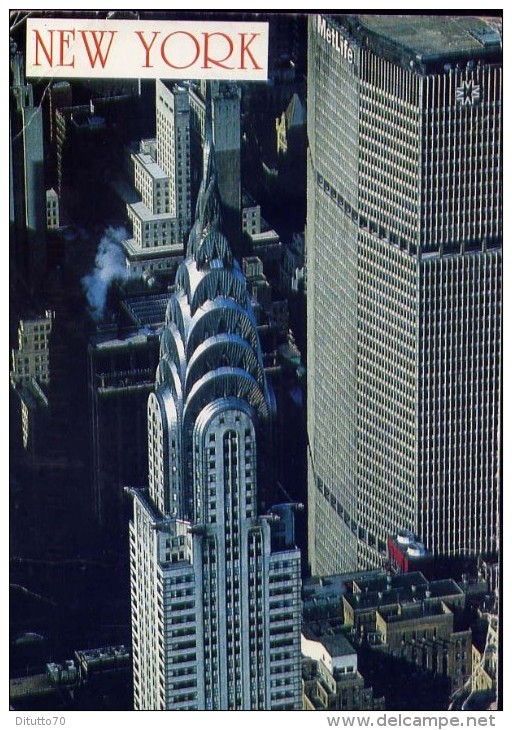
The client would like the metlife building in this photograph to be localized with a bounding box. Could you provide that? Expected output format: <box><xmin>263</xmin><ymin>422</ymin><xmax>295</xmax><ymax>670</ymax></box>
<box><xmin>306</xmin><ymin>14</ymin><xmax>502</xmax><ymax>573</ymax></box>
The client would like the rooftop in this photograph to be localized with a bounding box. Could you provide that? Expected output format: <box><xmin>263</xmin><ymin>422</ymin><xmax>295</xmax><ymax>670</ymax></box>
<box><xmin>123</xmin><ymin>293</ymin><xmax>171</xmax><ymax>327</ymax></box>
<box><xmin>93</xmin><ymin>329</ymin><xmax>158</xmax><ymax>349</ymax></box>
<box><xmin>332</xmin><ymin>14</ymin><xmax>502</xmax><ymax>67</ymax></box>
<box><xmin>353</xmin><ymin>571</ymin><xmax>428</xmax><ymax>593</ymax></box>
<box><xmin>379</xmin><ymin>601</ymin><xmax>451</xmax><ymax>623</ymax></box>
<box><xmin>133</xmin><ymin>152</ymin><xmax>168</xmax><ymax>181</ymax></box>
<box><xmin>10</xmin><ymin>674</ymin><xmax>56</xmax><ymax>701</ymax></box>
<box><xmin>123</xmin><ymin>237</ymin><xmax>184</xmax><ymax>258</ymax></box>
<box><xmin>75</xmin><ymin>645</ymin><xmax>130</xmax><ymax>664</ymax></box>
<box><xmin>344</xmin><ymin>577</ymin><xmax>464</xmax><ymax>612</ymax></box>
<box><xmin>357</xmin><ymin>15</ymin><xmax>501</xmax><ymax>58</ymax></box>
<box><xmin>303</xmin><ymin>625</ymin><xmax>356</xmax><ymax>658</ymax></box>
<box><xmin>13</xmin><ymin>379</ymin><xmax>49</xmax><ymax>409</ymax></box>
<box><xmin>127</xmin><ymin>201</ymin><xmax>179</xmax><ymax>223</ymax></box>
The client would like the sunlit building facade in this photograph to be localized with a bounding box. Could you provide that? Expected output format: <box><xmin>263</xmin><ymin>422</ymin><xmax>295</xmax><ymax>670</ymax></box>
<box><xmin>307</xmin><ymin>14</ymin><xmax>502</xmax><ymax>573</ymax></box>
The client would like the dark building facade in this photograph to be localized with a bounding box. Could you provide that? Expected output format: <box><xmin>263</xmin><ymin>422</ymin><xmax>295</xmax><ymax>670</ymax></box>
<box><xmin>10</xmin><ymin>51</ymin><xmax>47</xmax><ymax>295</ymax></box>
<box><xmin>306</xmin><ymin>14</ymin><xmax>502</xmax><ymax>573</ymax></box>
<box><xmin>88</xmin><ymin>328</ymin><xmax>161</xmax><ymax>542</ymax></box>
<box><xmin>189</xmin><ymin>81</ymin><xmax>242</xmax><ymax>251</ymax></box>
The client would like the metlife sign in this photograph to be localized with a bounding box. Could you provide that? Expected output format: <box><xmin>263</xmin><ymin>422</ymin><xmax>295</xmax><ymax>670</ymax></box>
<box><xmin>316</xmin><ymin>15</ymin><xmax>354</xmax><ymax>64</ymax></box>
<box><xmin>26</xmin><ymin>18</ymin><xmax>269</xmax><ymax>80</ymax></box>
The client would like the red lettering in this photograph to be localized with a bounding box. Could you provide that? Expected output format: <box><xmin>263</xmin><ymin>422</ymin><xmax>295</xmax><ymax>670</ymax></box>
<box><xmin>135</xmin><ymin>30</ymin><xmax>160</xmax><ymax>68</ymax></box>
<box><xmin>33</xmin><ymin>29</ymin><xmax>54</xmax><ymax>66</ymax></box>
<box><xmin>160</xmin><ymin>31</ymin><xmax>200</xmax><ymax>69</ymax></box>
<box><xmin>58</xmin><ymin>29</ymin><xmax>75</xmax><ymax>67</ymax></box>
<box><xmin>202</xmin><ymin>32</ymin><xmax>234</xmax><ymax>69</ymax></box>
<box><xmin>80</xmin><ymin>30</ymin><xmax>117</xmax><ymax>69</ymax></box>
<box><xmin>33</xmin><ymin>28</ymin><xmax>76</xmax><ymax>67</ymax></box>
<box><xmin>239</xmin><ymin>33</ymin><xmax>262</xmax><ymax>70</ymax></box>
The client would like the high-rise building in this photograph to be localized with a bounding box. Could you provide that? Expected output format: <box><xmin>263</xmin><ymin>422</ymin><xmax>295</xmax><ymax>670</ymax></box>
<box><xmin>10</xmin><ymin>310</ymin><xmax>54</xmax><ymax>453</ymax></box>
<box><xmin>88</xmin><ymin>326</ymin><xmax>161</xmax><ymax>539</ymax></box>
<box><xmin>189</xmin><ymin>80</ymin><xmax>241</xmax><ymax>248</ymax></box>
<box><xmin>306</xmin><ymin>14</ymin><xmax>502</xmax><ymax>573</ymax></box>
<box><xmin>128</xmin><ymin>145</ymin><xmax>302</xmax><ymax>710</ymax></box>
<box><xmin>123</xmin><ymin>80</ymin><xmax>191</xmax><ymax>277</ymax></box>
<box><xmin>11</xmin><ymin>310</ymin><xmax>54</xmax><ymax>387</ymax></box>
<box><xmin>10</xmin><ymin>50</ymin><xmax>47</xmax><ymax>293</ymax></box>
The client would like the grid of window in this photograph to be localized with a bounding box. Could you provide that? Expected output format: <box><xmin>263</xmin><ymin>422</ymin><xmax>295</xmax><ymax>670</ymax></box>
<box><xmin>133</xmin><ymin>157</ymin><xmax>170</xmax><ymax>215</ymax></box>
<box><xmin>417</xmin><ymin>251</ymin><xmax>501</xmax><ymax>557</ymax></box>
<box><xmin>147</xmin><ymin>393</ymin><xmax>166</xmax><ymax>513</ymax></box>
<box><xmin>130</xmin><ymin>502</ymin><xmax>165</xmax><ymax>710</ymax></box>
<box><xmin>268</xmin><ymin>553</ymin><xmax>302</xmax><ymax>709</ymax></box>
<box><xmin>11</xmin><ymin>316</ymin><xmax>53</xmax><ymax>384</ymax></box>
<box><xmin>359</xmin><ymin>51</ymin><xmax>421</xmax><ymax>251</ymax></box>
<box><xmin>421</xmin><ymin>65</ymin><xmax>502</xmax><ymax>250</ymax></box>
<box><xmin>156</xmin><ymin>83</ymin><xmax>191</xmax><ymax>228</ymax></box>
<box><xmin>356</xmin><ymin>234</ymin><xmax>418</xmax><ymax>563</ymax></box>
<box><xmin>306</xmin><ymin>18</ymin><xmax>361</xmax><ymax>574</ymax></box>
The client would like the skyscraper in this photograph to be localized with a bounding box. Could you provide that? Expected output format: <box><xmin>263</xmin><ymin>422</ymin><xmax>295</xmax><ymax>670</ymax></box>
<box><xmin>189</xmin><ymin>80</ymin><xmax>242</xmax><ymax>248</ymax></box>
<box><xmin>10</xmin><ymin>50</ymin><xmax>46</xmax><ymax>293</ymax></box>
<box><xmin>128</xmin><ymin>145</ymin><xmax>302</xmax><ymax>710</ymax></box>
<box><xmin>306</xmin><ymin>14</ymin><xmax>502</xmax><ymax>573</ymax></box>
<box><xmin>123</xmin><ymin>80</ymin><xmax>191</xmax><ymax>277</ymax></box>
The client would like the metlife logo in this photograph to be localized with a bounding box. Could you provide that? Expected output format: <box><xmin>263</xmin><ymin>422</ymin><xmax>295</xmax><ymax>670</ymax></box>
<box><xmin>316</xmin><ymin>15</ymin><xmax>354</xmax><ymax>64</ymax></box>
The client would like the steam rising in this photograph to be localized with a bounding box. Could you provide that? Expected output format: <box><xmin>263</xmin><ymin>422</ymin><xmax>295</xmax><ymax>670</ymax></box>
<box><xmin>82</xmin><ymin>226</ymin><xmax>129</xmax><ymax>320</ymax></box>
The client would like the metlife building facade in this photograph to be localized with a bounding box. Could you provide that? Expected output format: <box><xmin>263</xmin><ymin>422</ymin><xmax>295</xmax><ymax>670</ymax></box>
<box><xmin>306</xmin><ymin>14</ymin><xmax>502</xmax><ymax>573</ymax></box>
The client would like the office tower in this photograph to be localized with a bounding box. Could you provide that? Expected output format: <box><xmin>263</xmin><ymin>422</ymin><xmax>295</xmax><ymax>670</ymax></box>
<box><xmin>48</xmin><ymin>81</ymin><xmax>72</xmax><ymax>145</ymax></box>
<box><xmin>10</xmin><ymin>50</ymin><xmax>46</xmax><ymax>293</ymax></box>
<box><xmin>10</xmin><ymin>310</ymin><xmax>54</xmax><ymax>453</ymax></box>
<box><xmin>128</xmin><ymin>145</ymin><xmax>302</xmax><ymax>710</ymax></box>
<box><xmin>189</xmin><ymin>81</ymin><xmax>241</xmax><ymax>249</ymax></box>
<box><xmin>88</xmin><ymin>327</ymin><xmax>161</xmax><ymax>539</ymax></box>
<box><xmin>54</xmin><ymin>102</ymin><xmax>110</xmax><ymax>225</ymax></box>
<box><xmin>11</xmin><ymin>310</ymin><xmax>54</xmax><ymax>387</ymax></box>
<box><xmin>123</xmin><ymin>80</ymin><xmax>191</xmax><ymax>277</ymax></box>
<box><xmin>306</xmin><ymin>14</ymin><xmax>502</xmax><ymax>573</ymax></box>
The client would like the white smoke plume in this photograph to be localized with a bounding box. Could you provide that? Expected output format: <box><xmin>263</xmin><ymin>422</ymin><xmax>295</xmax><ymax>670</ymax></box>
<box><xmin>82</xmin><ymin>226</ymin><xmax>130</xmax><ymax>320</ymax></box>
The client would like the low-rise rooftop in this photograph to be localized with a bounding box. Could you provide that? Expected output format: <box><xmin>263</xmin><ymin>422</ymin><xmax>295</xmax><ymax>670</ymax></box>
<box><xmin>344</xmin><ymin>576</ymin><xmax>464</xmax><ymax>612</ymax></box>
<box><xmin>303</xmin><ymin>626</ymin><xmax>356</xmax><ymax>659</ymax></box>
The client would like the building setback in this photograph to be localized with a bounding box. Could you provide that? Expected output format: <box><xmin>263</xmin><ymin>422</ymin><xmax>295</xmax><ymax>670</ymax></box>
<box><xmin>123</xmin><ymin>80</ymin><xmax>191</xmax><ymax>277</ymax></box>
<box><xmin>128</xmin><ymin>144</ymin><xmax>302</xmax><ymax>710</ymax></box>
<box><xmin>306</xmin><ymin>14</ymin><xmax>502</xmax><ymax>573</ymax></box>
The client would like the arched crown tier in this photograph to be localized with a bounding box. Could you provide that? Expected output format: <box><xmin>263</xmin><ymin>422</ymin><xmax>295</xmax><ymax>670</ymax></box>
<box><xmin>175</xmin><ymin>257</ymin><xmax>246</xmax><ymax>315</ymax></box>
<box><xmin>183</xmin><ymin>367</ymin><xmax>269</xmax><ymax>427</ymax></box>
<box><xmin>159</xmin><ymin>324</ymin><xmax>186</xmax><ymax>385</ymax></box>
<box><xmin>195</xmin><ymin>230</ymin><xmax>233</xmax><ymax>269</ymax></box>
<box><xmin>186</xmin><ymin>298</ymin><xmax>259</xmax><ymax>360</ymax></box>
<box><xmin>185</xmin><ymin>333</ymin><xmax>265</xmax><ymax>394</ymax></box>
